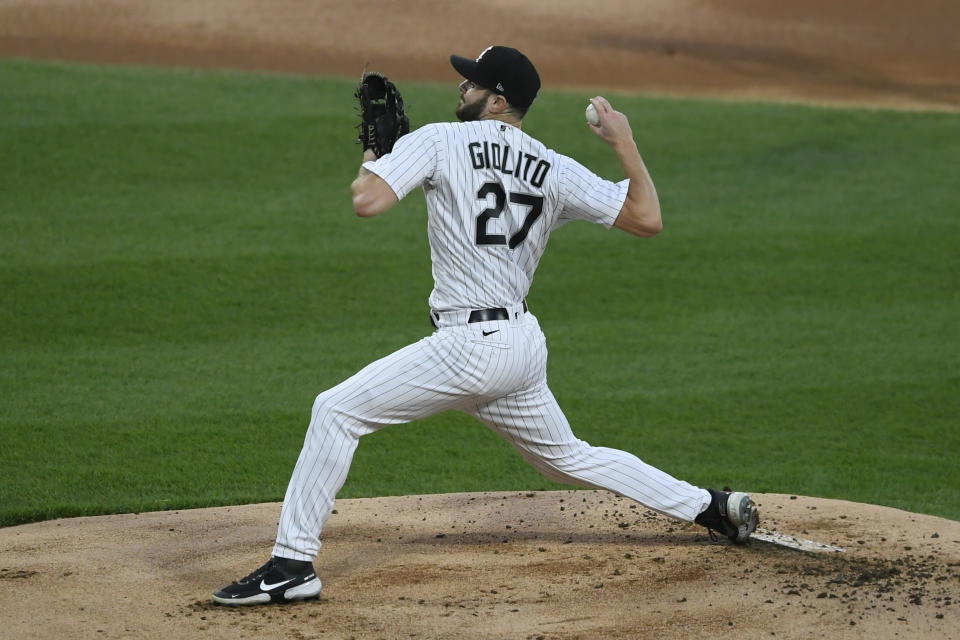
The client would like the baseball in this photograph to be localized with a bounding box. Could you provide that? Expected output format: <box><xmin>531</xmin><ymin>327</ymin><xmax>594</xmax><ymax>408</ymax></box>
<box><xmin>585</xmin><ymin>103</ymin><xmax>600</xmax><ymax>126</ymax></box>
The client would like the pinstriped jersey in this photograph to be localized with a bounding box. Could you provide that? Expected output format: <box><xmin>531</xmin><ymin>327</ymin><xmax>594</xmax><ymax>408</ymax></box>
<box><xmin>363</xmin><ymin>120</ymin><xmax>628</xmax><ymax>312</ymax></box>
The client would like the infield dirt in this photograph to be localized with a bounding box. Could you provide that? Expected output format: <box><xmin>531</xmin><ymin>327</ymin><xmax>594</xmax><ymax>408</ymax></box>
<box><xmin>2</xmin><ymin>492</ymin><xmax>959</xmax><ymax>639</ymax></box>
<box><xmin>1</xmin><ymin>1</ymin><xmax>958</xmax><ymax>638</ymax></box>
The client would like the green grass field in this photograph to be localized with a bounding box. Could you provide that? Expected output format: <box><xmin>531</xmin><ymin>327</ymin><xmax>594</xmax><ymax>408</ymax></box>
<box><xmin>1</xmin><ymin>59</ymin><xmax>957</xmax><ymax>527</ymax></box>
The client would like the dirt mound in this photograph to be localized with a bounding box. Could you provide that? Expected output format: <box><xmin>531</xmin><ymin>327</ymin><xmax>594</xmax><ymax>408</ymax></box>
<box><xmin>1</xmin><ymin>492</ymin><xmax>958</xmax><ymax>639</ymax></box>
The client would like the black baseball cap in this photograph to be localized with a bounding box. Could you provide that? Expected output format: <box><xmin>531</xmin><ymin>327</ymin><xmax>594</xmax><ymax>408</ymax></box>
<box><xmin>450</xmin><ymin>46</ymin><xmax>541</xmax><ymax>109</ymax></box>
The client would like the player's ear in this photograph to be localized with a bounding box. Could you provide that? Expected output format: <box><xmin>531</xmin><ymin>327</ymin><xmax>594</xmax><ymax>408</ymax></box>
<box><xmin>489</xmin><ymin>93</ymin><xmax>509</xmax><ymax>114</ymax></box>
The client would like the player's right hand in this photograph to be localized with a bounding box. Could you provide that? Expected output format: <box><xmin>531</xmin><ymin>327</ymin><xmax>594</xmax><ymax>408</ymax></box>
<box><xmin>587</xmin><ymin>97</ymin><xmax>635</xmax><ymax>149</ymax></box>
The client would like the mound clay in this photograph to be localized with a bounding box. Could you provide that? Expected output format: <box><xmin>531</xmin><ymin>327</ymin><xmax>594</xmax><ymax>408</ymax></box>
<box><xmin>1</xmin><ymin>1</ymin><xmax>958</xmax><ymax>638</ymax></box>
<box><xmin>2</xmin><ymin>492</ymin><xmax>959</xmax><ymax>639</ymax></box>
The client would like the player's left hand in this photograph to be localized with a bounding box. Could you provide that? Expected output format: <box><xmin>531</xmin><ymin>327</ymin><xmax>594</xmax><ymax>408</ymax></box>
<box><xmin>355</xmin><ymin>71</ymin><xmax>411</xmax><ymax>157</ymax></box>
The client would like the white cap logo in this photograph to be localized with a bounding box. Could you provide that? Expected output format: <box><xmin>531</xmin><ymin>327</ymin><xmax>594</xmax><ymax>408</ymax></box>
<box><xmin>476</xmin><ymin>46</ymin><xmax>494</xmax><ymax>63</ymax></box>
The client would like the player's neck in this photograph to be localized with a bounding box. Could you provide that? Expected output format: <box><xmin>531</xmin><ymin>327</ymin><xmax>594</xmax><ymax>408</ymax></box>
<box><xmin>480</xmin><ymin>113</ymin><xmax>523</xmax><ymax>129</ymax></box>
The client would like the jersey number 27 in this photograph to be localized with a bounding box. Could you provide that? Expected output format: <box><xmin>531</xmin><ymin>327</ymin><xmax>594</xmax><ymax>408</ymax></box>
<box><xmin>475</xmin><ymin>182</ymin><xmax>544</xmax><ymax>249</ymax></box>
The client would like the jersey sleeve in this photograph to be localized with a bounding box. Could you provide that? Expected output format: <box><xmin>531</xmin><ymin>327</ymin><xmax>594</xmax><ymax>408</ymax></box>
<box><xmin>362</xmin><ymin>125</ymin><xmax>440</xmax><ymax>201</ymax></box>
<box><xmin>554</xmin><ymin>155</ymin><xmax>628</xmax><ymax>230</ymax></box>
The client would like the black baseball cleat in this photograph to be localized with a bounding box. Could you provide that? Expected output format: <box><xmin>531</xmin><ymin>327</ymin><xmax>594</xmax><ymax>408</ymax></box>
<box><xmin>212</xmin><ymin>556</ymin><xmax>322</xmax><ymax>606</ymax></box>
<box><xmin>695</xmin><ymin>488</ymin><xmax>759</xmax><ymax>544</ymax></box>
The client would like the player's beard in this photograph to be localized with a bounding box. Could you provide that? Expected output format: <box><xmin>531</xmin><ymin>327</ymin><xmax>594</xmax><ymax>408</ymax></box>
<box><xmin>456</xmin><ymin>92</ymin><xmax>489</xmax><ymax>122</ymax></box>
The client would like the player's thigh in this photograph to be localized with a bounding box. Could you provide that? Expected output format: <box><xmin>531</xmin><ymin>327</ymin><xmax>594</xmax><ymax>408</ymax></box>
<box><xmin>466</xmin><ymin>382</ymin><xmax>583</xmax><ymax>458</ymax></box>
<box><xmin>319</xmin><ymin>334</ymin><xmax>479</xmax><ymax>426</ymax></box>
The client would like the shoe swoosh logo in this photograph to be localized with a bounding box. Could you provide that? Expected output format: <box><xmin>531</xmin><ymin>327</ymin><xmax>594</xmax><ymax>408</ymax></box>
<box><xmin>482</xmin><ymin>329</ymin><xmax>499</xmax><ymax>336</ymax></box>
<box><xmin>260</xmin><ymin>577</ymin><xmax>295</xmax><ymax>591</ymax></box>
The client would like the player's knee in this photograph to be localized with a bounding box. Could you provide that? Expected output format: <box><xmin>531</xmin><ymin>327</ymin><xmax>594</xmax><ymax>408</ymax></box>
<box><xmin>311</xmin><ymin>392</ymin><xmax>330</xmax><ymax>416</ymax></box>
<box><xmin>310</xmin><ymin>392</ymin><xmax>341</xmax><ymax>429</ymax></box>
<box><xmin>541</xmin><ymin>441</ymin><xmax>595</xmax><ymax>472</ymax></box>
<box><xmin>309</xmin><ymin>392</ymin><xmax>364</xmax><ymax>438</ymax></box>
<box><xmin>522</xmin><ymin>440</ymin><xmax>591</xmax><ymax>472</ymax></box>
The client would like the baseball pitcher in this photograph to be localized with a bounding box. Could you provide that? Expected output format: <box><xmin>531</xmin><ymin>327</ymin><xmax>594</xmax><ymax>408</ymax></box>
<box><xmin>213</xmin><ymin>45</ymin><xmax>758</xmax><ymax>606</ymax></box>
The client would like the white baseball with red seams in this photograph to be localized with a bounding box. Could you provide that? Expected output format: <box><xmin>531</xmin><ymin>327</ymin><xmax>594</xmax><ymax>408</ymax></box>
<box><xmin>271</xmin><ymin>118</ymin><xmax>713</xmax><ymax>561</ymax></box>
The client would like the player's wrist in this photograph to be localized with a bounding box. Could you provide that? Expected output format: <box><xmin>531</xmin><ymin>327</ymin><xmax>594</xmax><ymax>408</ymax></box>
<box><xmin>610</xmin><ymin>137</ymin><xmax>639</xmax><ymax>155</ymax></box>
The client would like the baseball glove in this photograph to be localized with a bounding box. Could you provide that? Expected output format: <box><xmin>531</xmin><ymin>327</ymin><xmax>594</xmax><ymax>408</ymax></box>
<box><xmin>355</xmin><ymin>71</ymin><xmax>410</xmax><ymax>157</ymax></box>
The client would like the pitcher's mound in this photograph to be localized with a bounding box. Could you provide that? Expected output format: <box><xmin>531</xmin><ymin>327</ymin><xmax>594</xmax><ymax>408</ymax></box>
<box><xmin>1</xmin><ymin>491</ymin><xmax>958</xmax><ymax>639</ymax></box>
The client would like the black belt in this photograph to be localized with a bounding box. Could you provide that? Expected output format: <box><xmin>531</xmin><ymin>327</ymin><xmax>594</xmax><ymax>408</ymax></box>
<box><xmin>431</xmin><ymin>301</ymin><xmax>528</xmax><ymax>328</ymax></box>
<box><xmin>468</xmin><ymin>300</ymin><xmax>528</xmax><ymax>323</ymax></box>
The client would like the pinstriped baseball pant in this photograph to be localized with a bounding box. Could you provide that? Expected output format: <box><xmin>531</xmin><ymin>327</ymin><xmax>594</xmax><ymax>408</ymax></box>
<box><xmin>273</xmin><ymin>311</ymin><xmax>710</xmax><ymax>561</ymax></box>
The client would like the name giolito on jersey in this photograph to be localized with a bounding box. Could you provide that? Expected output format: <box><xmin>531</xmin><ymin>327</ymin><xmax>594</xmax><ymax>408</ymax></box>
<box><xmin>467</xmin><ymin>141</ymin><xmax>551</xmax><ymax>188</ymax></box>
